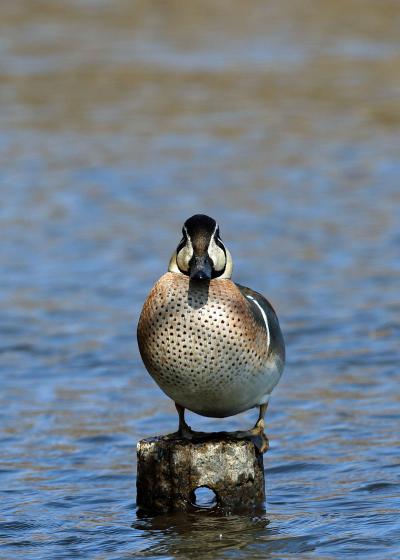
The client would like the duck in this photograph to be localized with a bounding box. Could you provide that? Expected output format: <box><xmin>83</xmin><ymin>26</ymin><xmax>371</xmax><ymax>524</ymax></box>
<box><xmin>137</xmin><ymin>214</ymin><xmax>285</xmax><ymax>452</ymax></box>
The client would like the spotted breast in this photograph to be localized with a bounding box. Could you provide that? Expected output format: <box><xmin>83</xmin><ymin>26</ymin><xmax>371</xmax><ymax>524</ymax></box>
<box><xmin>137</xmin><ymin>272</ymin><xmax>281</xmax><ymax>417</ymax></box>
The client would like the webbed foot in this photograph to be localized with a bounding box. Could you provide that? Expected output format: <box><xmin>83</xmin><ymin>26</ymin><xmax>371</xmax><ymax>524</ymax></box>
<box><xmin>166</xmin><ymin>403</ymin><xmax>209</xmax><ymax>442</ymax></box>
<box><xmin>228</xmin><ymin>402</ymin><xmax>270</xmax><ymax>453</ymax></box>
<box><xmin>228</xmin><ymin>427</ymin><xmax>269</xmax><ymax>453</ymax></box>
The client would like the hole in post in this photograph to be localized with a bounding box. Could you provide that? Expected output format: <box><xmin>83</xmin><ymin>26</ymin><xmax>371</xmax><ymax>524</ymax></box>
<box><xmin>191</xmin><ymin>486</ymin><xmax>218</xmax><ymax>509</ymax></box>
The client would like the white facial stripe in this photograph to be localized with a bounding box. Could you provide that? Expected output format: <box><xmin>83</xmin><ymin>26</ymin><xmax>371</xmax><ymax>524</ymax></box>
<box><xmin>183</xmin><ymin>225</ymin><xmax>191</xmax><ymax>240</ymax></box>
<box><xmin>245</xmin><ymin>294</ymin><xmax>270</xmax><ymax>350</ymax></box>
<box><xmin>176</xmin><ymin>226</ymin><xmax>193</xmax><ymax>272</ymax></box>
<box><xmin>208</xmin><ymin>236</ymin><xmax>225</xmax><ymax>271</ymax></box>
<box><xmin>207</xmin><ymin>221</ymin><xmax>226</xmax><ymax>272</ymax></box>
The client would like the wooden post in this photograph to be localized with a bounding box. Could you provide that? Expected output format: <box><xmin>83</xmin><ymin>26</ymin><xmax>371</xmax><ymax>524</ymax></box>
<box><xmin>136</xmin><ymin>434</ymin><xmax>265</xmax><ymax>514</ymax></box>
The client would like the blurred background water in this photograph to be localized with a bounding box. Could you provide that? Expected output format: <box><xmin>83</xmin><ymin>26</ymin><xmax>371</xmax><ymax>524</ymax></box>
<box><xmin>1</xmin><ymin>1</ymin><xmax>399</xmax><ymax>558</ymax></box>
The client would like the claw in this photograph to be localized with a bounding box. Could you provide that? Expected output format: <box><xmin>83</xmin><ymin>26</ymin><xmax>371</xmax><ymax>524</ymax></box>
<box><xmin>225</xmin><ymin>402</ymin><xmax>270</xmax><ymax>453</ymax></box>
<box><xmin>169</xmin><ymin>403</ymin><xmax>209</xmax><ymax>441</ymax></box>
<box><xmin>254</xmin><ymin>430</ymin><xmax>269</xmax><ymax>453</ymax></box>
<box><xmin>178</xmin><ymin>422</ymin><xmax>197</xmax><ymax>440</ymax></box>
<box><xmin>228</xmin><ymin>426</ymin><xmax>269</xmax><ymax>453</ymax></box>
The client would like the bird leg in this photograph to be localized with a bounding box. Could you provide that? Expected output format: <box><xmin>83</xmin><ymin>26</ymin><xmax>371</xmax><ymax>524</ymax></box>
<box><xmin>172</xmin><ymin>403</ymin><xmax>209</xmax><ymax>440</ymax></box>
<box><xmin>176</xmin><ymin>403</ymin><xmax>195</xmax><ymax>439</ymax></box>
<box><xmin>230</xmin><ymin>403</ymin><xmax>269</xmax><ymax>453</ymax></box>
<box><xmin>167</xmin><ymin>403</ymin><xmax>269</xmax><ymax>452</ymax></box>
<box><xmin>254</xmin><ymin>402</ymin><xmax>268</xmax><ymax>432</ymax></box>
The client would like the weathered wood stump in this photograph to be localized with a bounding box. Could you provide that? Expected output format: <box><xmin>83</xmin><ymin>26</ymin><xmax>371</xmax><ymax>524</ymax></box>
<box><xmin>136</xmin><ymin>434</ymin><xmax>265</xmax><ymax>514</ymax></box>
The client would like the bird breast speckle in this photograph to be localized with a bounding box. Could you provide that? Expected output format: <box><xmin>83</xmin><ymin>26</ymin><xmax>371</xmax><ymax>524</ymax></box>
<box><xmin>137</xmin><ymin>272</ymin><xmax>270</xmax><ymax>417</ymax></box>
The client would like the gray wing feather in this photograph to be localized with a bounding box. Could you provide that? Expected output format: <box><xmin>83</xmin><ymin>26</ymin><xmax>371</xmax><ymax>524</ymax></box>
<box><xmin>236</xmin><ymin>283</ymin><xmax>285</xmax><ymax>363</ymax></box>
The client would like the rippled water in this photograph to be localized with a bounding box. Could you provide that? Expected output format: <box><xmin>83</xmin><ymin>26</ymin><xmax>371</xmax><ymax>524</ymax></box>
<box><xmin>1</xmin><ymin>1</ymin><xmax>399</xmax><ymax>558</ymax></box>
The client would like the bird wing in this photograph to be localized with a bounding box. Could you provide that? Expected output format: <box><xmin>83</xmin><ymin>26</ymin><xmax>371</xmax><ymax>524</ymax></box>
<box><xmin>235</xmin><ymin>283</ymin><xmax>285</xmax><ymax>362</ymax></box>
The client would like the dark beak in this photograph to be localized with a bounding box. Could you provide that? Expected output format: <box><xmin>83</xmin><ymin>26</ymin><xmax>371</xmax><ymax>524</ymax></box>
<box><xmin>189</xmin><ymin>255</ymin><xmax>212</xmax><ymax>280</ymax></box>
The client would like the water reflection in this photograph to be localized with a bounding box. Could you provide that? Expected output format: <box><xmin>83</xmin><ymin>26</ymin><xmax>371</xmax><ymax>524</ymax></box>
<box><xmin>133</xmin><ymin>512</ymin><xmax>275</xmax><ymax>559</ymax></box>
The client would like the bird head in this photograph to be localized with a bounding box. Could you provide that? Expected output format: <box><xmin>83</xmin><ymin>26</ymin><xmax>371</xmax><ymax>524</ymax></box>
<box><xmin>168</xmin><ymin>214</ymin><xmax>233</xmax><ymax>280</ymax></box>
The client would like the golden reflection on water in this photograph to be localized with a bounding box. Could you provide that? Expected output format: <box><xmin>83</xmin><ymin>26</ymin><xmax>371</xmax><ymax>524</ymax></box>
<box><xmin>2</xmin><ymin>1</ymin><xmax>400</xmax><ymax>136</ymax></box>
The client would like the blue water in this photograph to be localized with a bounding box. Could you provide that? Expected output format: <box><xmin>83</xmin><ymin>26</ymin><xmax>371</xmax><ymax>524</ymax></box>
<box><xmin>1</xmin><ymin>1</ymin><xmax>399</xmax><ymax>558</ymax></box>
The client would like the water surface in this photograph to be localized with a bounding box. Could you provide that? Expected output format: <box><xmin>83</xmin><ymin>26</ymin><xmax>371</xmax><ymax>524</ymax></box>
<box><xmin>1</xmin><ymin>1</ymin><xmax>399</xmax><ymax>558</ymax></box>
